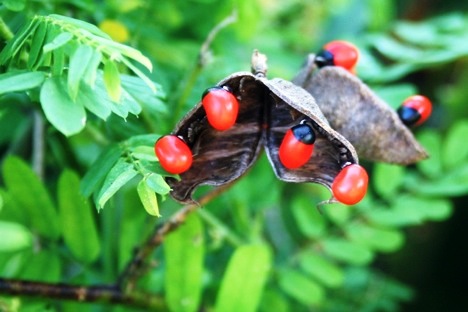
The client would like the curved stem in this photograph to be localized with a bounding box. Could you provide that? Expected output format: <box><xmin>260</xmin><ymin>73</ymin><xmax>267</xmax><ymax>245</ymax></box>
<box><xmin>0</xmin><ymin>17</ymin><xmax>14</xmax><ymax>41</ymax></box>
<box><xmin>171</xmin><ymin>11</ymin><xmax>237</xmax><ymax>125</ymax></box>
<box><xmin>117</xmin><ymin>183</ymin><xmax>234</xmax><ymax>292</ymax></box>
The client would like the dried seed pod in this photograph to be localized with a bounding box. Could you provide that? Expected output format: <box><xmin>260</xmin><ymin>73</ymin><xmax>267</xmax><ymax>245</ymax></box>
<box><xmin>293</xmin><ymin>54</ymin><xmax>428</xmax><ymax>165</ymax></box>
<box><xmin>165</xmin><ymin>51</ymin><xmax>359</xmax><ymax>203</ymax></box>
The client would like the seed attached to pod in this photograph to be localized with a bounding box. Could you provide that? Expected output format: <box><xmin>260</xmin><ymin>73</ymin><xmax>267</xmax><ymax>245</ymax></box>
<box><xmin>397</xmin><ymin>95</ymin><xmax>432</xmax><ymax>127</ymax></box>
<box><xmin>315</xmin><ymin>40</ymin><xmax>359</xmax><ymax>73</ymax></box>
<box><xmin>279</xmin><ymin>123</ymin><xmax>316</xmax><ymax>169</ymax></box>
<box><xmin>332</xmin><ymin>164</ymin><xmax>368</xmax><ymax>205</ymax></box>
<box><xmin>201</xmin><ymin>86</ymin><xmax>239</xmax><ymax>131</ymax></box>
<box><xmin>155</xmin><ymin>135</ymin><xmax>192</xmax><ymax>174</ymax></box>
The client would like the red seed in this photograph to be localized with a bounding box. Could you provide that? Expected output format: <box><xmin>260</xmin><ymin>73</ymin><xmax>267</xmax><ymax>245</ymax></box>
<box><xmin>400</xmin><ymin>95</ymin><xmax>432</xmax><ymax>126</ymax></box>
<box><xmin>324</xmin><ymin>40</ymin><xmax>359</xmax><ymax>72</ymax></box>
<box><xmin>332</xmin><ymin>164</ymin><xmax>368</xmax><ymax>205</ymax></box>
<box><xmin>154</xmin><ymin>135</ymin><xmax>192</xmax><ymax>174</ymax></box>
<box><xmin>202</xmin><ymin>86</ymin><xmax>239</xmax><ymax>131</ymax></box>
<box><xmin>279</xmin><ymin>124</ymin><xmax>315</xmax><ymax>169</ymax></box>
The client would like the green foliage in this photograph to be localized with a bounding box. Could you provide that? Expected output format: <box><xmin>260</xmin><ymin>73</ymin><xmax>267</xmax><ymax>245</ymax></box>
<box><xmin>58</xmin><ymin>170</ymin><xmax>100</xmax><ymax>264</ymax></box>
<box><xmin>0</xmin><ymin>13</ymin><xmax>160</xmax><ymax>136</ymax></box>
<box><xmin>2</xmin><ymin>156</ymin><xmax>60</xmax><ymax>240</ymax></box>
<box><xmin>215</xmin><ymin>244</ymin><xmax>272</xmax><ymax>312</ymax></box>
<box><xmin>0</xmin><ymin>0</ymin><xmax>467</xmax><ymax>311</ymax></box>
<box><xmin>164</xmin><ymin>213</ymin><xmax>205</xmax><ymax>312</ymax></box>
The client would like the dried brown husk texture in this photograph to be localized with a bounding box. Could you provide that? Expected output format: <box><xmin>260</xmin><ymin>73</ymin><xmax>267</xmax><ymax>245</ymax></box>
<box><xmin>167</xmin><ymin>71</ymin><xmax>359</xmax><ymax>203</ymax></box>
<box><xmin>293</xmin><ymin>54</ymin><xmax>428</xmax><ymax>165</ymax></box>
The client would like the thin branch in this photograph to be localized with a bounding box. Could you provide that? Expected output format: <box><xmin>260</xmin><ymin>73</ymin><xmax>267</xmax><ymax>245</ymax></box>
<box><xmin>32</xmin><ymin>110</ymin><xmax>45</xmax><ymax>180</ymax></box>
<box><xmin>171</xmin><ymin>11</ymin><xmax>238</xmax><ymax>125</ymax></box>
<box><xmin>198</xmin><ymin>10</ymin><xmax>238</xmax><ymax>67</ymax></box>
<box><xmin>0</xmin><ymin>279</ymin><xmax>166</xmax><ymax>310</ymax></box>
<box><xmin>0</xmin><ymin>17</ymin><xmax>14</xmax><ymax>41</ymax></box>
<box><xmin>118</xmin><ymin>184</ymin><xmax>232</xmax><ymax>292</ymax></box>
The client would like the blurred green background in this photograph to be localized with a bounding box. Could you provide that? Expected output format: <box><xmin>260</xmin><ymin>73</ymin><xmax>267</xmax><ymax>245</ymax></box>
<box><xmin>1</xmin><ymin>0</ymin><xmax>468</xmax><ymax>311</ymax></box>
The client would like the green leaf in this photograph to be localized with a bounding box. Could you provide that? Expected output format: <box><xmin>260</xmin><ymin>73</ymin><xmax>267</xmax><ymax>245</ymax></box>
<box><xmin>131</xmin><ymin>146</ymin><xmax>158</xmax><ymax>161</ymax></box>
<box><xmin>277</xmin><ymin>268</ymin><xmax>324</xmax><ymax>306</ymax></box>
<box><xmin>165</xmin><ymin>213</ymin><xmax>204</xmax><ymax>312</ymax></box>
<box><xmin>137</xmin><ymin>179</ymin><xmax>161</xmax><ymax>217</ymax></box>
<box><xmin>121</xmin><ymin>57</ymin><xmax>156</xmax><ymax>92</ymax></box>
<box><xmin>291</xmin><ymin>196</ymin><xmax>325</xmax><ymax>238</ymax></box>
<box><xmin>422</xmin><ymin>198</ymin><xmax>453</xmax><ymax>221</ymax></box>
<box><xmin>80</xmin><ymin>144</ymin><xmax>122</xmax><ymax>197</ymax></box>
<box><xmin>346</xmin><ymin>224</ymin><xmax>404</xmax><ymax>252</ymax></box>
<box><xmin>259</xmin><ymin>290</ymin><xmax>290</xmax><ymax>312</ymax></box>
<box><xmin>0</xmin><ymin>221</ymin><xmax>33</xmax><ymax>252</ymax></box>
<box><xmin>43</xmin><ymin>32</ymin><xmax>73</xmax><ymax>53</ymax></box>
<box><xmin>103</xmin><ymin>59</ymin><xmax>122</xmax><ymax>102</ymax></box>
<box><xmin>82</xmin><ymin>49</ymin><xmax>103</xmax><ymax>87</ymax></box>
<box><xmin>367</xmin><ymin>205</ymin><xmax>423</xmax><ymax>227</ymax></box>
<box><xmin>215</xmin><ymin>245</ymin><xmax>271</xmax><ymax>312</ymax></box>
<box><xmin>298</xmin><ymin>251</ymin><xmax>344</xmax><ymax>288</ymax></box>
<box><xmin>373</xmin><ymin>83</ymin><xmax>417</xmax><ymax>110</ymax></box>
<box><xmin>20</xmin><ymin>250</ymin><xmax>61</xmax><ymax>283</ymax></box>
<box><xmin>40</xmin><ymin>76</ymin><xmax>86</xmax><ymax>136</ymax></box>
<box><xmin>373</xmin><ymin>163</ymin><xmax>405</xmax><ymax>199</ymax></box>
<box><xmin>411</xmin><ymin>163</ymin><xmax>468</xmax><ymax>196</ymax></box>
<box><xmin>119</xmin><ymin>89</ymin><xmax>142</xmax><ymax>116</ymax></box>
<box><xmin>442</xmin><ymin>120</ymin><xmax>468</xmax><ymax>170</ymax></box>
<box><xmin>58</xmin><ymin>170</ymin><xmax>101</xmax><ymax>263</ymax></box>
<box><xmin>0</xmin><ymin>18</ymin><xmax>38</xmax><ymax>65</ymax></box>
<box><xmin>417</xmin><ymin>130</ymin><xmax>442</xmax><ymax>179</ymax></box>
<box><xmin>68</xmin><ymin>45</ymin><xmax>95</xmax><ymax>100</ymax></box>
<box><xmin>52</xmin><ymin>47</ymin><xmax>65</xmax><ymax>76</ymax></box>
<box><xmin>145</xmin><ymin>173</ymin><xmax>171</xmax><ymax>195</ymax></box>
<box><xmin>121</xmin><ymin>75</ymin><xmax>165</xmax><ymax>113</ymax></box>
<box><xmin>76</xmin><ymin>82</ymin><xmax>112</xmax><ymax>120</ymax></box>
<box><xmin>0</xmin><ymin>71</ymin><xmax>46</xmax><ymax>94</ymax></box>
<box><xmin>127</xmin><ymin>134</ymin><xmax>160</xmax><ymax>147</ymax></box>
<box><xmin>3</xmin><ymin>0</ymin><xmax>26</xmax><ymax>11</ymax></box>
<box><xmin>2</xmin><ymin>156</ymin><xmax>60</xmax><ymax>240</ymax></box>
<box><xmin>48</xmin><ymin>14</ymin><xmax>111</xmax><ymax>39</ymax></box>
<box><xmin>394</xmin><ymin>196</ymin><xmax>452</xmax><ymax>222</ymax></box>
<box><xmin>96</xmin><ymin>158</ymin><xmax>137</xmax><ymax>209</ymax></box>
<box><xmin>93</xmin><ymin>73</ymin><xmax>131</xmax><ymax>118</ymax></box>
<box><xmin>322</xmin><ymin>238</ymin><xmax>373</xmax><ymax>265</ymax></box>
<box><xmin>27</xmin><ymin>21</ymin><xmax>48</xmax><ymax>69</ymax></box>
<box><xmin>324</xmin><ymin>203</ymin><xmax>351</xmax><ymax>226</ymax></box>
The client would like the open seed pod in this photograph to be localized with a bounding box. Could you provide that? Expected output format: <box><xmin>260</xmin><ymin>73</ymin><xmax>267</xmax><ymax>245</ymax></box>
<box><xmin>293</xmin><ymin>54</ymin><xmax>428</xmax><ymax>165</ymax></box>
<box><xmin>165</xmin><ymin>51</ymin><xmax>359</xmax><ymax>203</ymax></box>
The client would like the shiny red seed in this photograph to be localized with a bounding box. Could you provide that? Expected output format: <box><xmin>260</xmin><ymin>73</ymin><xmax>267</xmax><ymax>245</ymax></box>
<box><xmin>324</xmin><ymin>40</ymin><xmax>359</xmax><ymax>72</ymax></box>
<box><xmin>332</xmin><ymin>164</ymin><xmax>368</xmax><ymax>205</ymax></box>
<box><xmin>400</xmin><ymin>95</ymin><xmax>432</xmax><ymax>126</ymax></box>
<box><xmin>154</xmin><ymin>135</ymin><xmax>192</xmax><ymax>174</ymax></box>
<box><xmin>202</xmin><ymin>86</ymin><xmax>239</xmax><ymax>131</ymax></box>
<box><xmin>279</xmin><ymin>124</ymin><xmax>315</xmax><ymax>169</ymax></box>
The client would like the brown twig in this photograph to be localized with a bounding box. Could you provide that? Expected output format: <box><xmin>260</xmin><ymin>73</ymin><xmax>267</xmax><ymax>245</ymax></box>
<box><xmin>117</xmin><ymin>184</ymin><xmax>232</xmax><ymax>292</ymax></box>
<box><xmin>32</xmin><ymin>110</ymin><xmax>45</xmax><ymax>180</ymax></box>
<box><xmin>0</xmin><ymin>279</ymin><xmax>166</xmax><ymax>310</ymax></box>
<box><xmin>171</xmin><ymin>10</ymin><xmax>238</xmax><ymax>125</ymax></box>
<box><xmin>0</xmin><ymin>12</ymin><xmax>238</xmax><ymax>309</ymax></box>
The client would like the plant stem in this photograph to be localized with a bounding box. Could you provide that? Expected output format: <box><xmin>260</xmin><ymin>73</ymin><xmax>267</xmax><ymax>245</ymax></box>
<box><xmin>197</xmin><ymin>209</ymin><xmax>244</xmax><ymax>246</ymax></box>
<box><xmin>0</xmin><ymin>279</ymin><xmax>167</xmax><ymax>310</ymax></box>
<box><xmin>32</xmin><ymin>110</ymin><xmax>45</xmax><ymax>180</ymax></box>
<box><xmin>0</xmin><ymin>17</ymin><xmax>14</xmax><ymax>41</ymax></box>
<box><xmin>117</xmin><ymin>183</ymin><xmax>234</xmax><ymax>293</ymax></box>
<box><xmin>171</xmin><ymin>11</ymin><xmax>237</xmax><ymax>125</ymax></box>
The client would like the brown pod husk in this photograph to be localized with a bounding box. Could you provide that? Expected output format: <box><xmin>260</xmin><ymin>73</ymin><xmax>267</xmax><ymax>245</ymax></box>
<box><xmin>293</xmin><ymin>54</ymin><xmax>428</xmax><ymax>165</ymax></box>
<box><xmin>166</xmin><ymin>52</ymin><xmax>359</xmax><ymax>203</ymax></box>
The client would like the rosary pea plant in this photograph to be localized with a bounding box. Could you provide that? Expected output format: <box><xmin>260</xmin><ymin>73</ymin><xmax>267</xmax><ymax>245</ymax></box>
<box><xmin>0</xmin><ymin>1</ymin><xmax>468</xmax><ymax>311</ymax></box>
